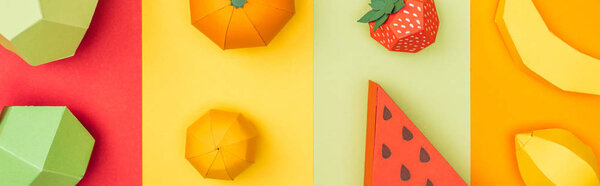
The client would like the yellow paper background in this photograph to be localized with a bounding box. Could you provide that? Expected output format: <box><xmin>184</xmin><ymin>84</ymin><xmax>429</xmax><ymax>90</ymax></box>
<box><xmin>142</xmin><ymin>0</ymin><xmax>313</xmax><ymax>185</ymax></box>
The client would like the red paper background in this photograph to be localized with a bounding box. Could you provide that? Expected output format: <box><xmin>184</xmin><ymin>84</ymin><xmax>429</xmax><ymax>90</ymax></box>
<box><xmin>0</xmin><ymin>0</ymin><xmax>141</xmax><ymax>185</ymax></box>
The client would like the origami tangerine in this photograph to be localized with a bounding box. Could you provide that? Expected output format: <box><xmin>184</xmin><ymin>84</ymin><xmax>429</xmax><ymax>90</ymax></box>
<box><xmin>189</xmin><ymin>0</ymin><xmax>295</xmax><ymax>49</ymax></box>
<box><xmin>185</xmin><ymin>110</ymin><xmax>258</xmax><ymax>180</ymax></box>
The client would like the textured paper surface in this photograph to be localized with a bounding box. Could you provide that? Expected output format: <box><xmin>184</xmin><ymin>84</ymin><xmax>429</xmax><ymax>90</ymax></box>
<box><xmin>314</xmin><ymin>0</ymin><xmax>470</xmax><ymax>185</ymax></box>
<box><xmin>472</xmin><ymin>0</ymin><xmax>600</xmax><ymax>185</ymax></box>
<box><xmin>365</xmin><ymin>81</ymin><xmax>467</xmax><ymax>186</ymax></box>
<box><xmin>143</xmin><ymin>0</ymin><xmax>313</xmax><ymax>185</ymax></box>
<box><xmin>0</xmin><ymin>0</ymin><xmax>142</xmax><ymax>185</ymax></box>
<box><xmin>496</xmin><ymin>0</ymin><xmax>600</xmax><ymax>95</ymax></box>
<box><xmin>515</xmin><ymin>129</ymin><xmax>600</xmax><ymax>186</ymax></box>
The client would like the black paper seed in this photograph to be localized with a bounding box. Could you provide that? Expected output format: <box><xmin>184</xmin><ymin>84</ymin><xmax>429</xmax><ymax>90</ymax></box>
<box><xmin>420</xmin><ymin>147</ymin><xmax>430</xmax><ymax>163</ymax></box>
<box><xmin>383</xmin><ymin>106</ymin><xmax>392</xmax><ymax>120</ymax></box>
<box><xmin>382</xmin><ymin>144</ymin><xmax>391</xmax><ymax>159</ymax></box>
<box><xmin>401</xmin><ymin>165</ymin><xmax>411</xmax><ymax>181</ymax></box>
<box><xmin>426</xmin><ymin>179</ymin><xmax>434</xmax><ymax>186</ymax></box>
<box><xmin>402</xmin><ymin>126</ymin><xmax>413</xmax><ymax>141</ymax></box>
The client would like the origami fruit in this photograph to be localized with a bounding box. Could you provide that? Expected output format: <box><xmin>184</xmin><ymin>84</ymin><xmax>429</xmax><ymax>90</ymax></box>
<box><xmin>358</xmin><ymin>0</ymin><xmax>439</xmax><ymax>52</ymax></box>
<box><xmin>496</xmin><ymin>0</ymin><xmax>600</xmax><ymax>95</ymax></box>
<box><xmin>0</xmin><ymin>0</ymin><xmax>98</xmax><ymax>66</ymax></box>
<box><xmin>515</xmin><ymin>128</ymin><xmax>600</xmax><ymax>186</ymax></box>
<box><xmin>365</xmin><ymin>81</ymin><xmax>466</xmax><ymax>186</ymax></box>
<box><xmin>189</xmin><ymin>0</ymin><xmax>295</xmax><ymax>49</ymax></box>
<box><xmin>186</xmin><ymin>109</ymin><xmax>258</xmax><ymax>180</ymax></box>
<box><xmin>0</xmin><ymin>106</ymin><xmax>95</xmax><ymax>185</ymax></box>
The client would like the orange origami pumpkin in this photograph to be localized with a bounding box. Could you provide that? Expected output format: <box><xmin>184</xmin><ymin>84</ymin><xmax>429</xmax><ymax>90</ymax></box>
<box><xmin>185</xmin><ymin>110</ymin><xmax>258</xmax><ymax>180</ymax></box>
<box><xmin>190</xmin><ymin>0</ymin><xmax>295</xmax><ymax>49</ymax></box>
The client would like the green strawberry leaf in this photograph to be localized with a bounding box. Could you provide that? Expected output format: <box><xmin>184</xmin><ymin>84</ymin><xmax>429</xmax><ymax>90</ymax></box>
<box><xmin>369</xmin><ymin>1</ymin><xmax>385</xmax><ymax>10</ymax></box>
<box><xmin>392</xmin><ymin>0</ymin><xmax>405</xmax><ymax>13</ymax></box>
<box><xmin>358</xmin><ymin>10</ymin><xmax>383</xmax><ymax>23</ymax></box>
<box><xmin>382</xmin><ymin>0</ymin><xmax>395</xmax><ymax>14</ymax></box>
<box><xmin>359</xmin><ymin>0</ymin><xmax>401</xmax><ymax>30</ymax></box>
<box><xmin>372</xmin><ymin>10</ymin><xmax>386</xmax><ymax>21</ymax></box>
<box><xmin>384</xmin><ymin>0</ymin><xmax>398</xmax><ymax>5</ymax></box>
<box><xmin>358</xmin><ymin>9</ymin><xmax>386</xmax><ymax>23</ymax></box>
<box><xmin>373</xmin><ymin>14</ymin><xmax>389</xmax><ymax>31</ymax></box>
<box><xmin>371</xmin><ymin>0</ymin><xmax>385</xmax><ymax>4</ymax></box>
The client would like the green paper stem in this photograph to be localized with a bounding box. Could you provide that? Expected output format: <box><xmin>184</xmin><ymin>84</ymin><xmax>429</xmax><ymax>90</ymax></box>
<box><xmin>357</xmin><ymin>0</ymin><xmax>406</xmax><ymax>31</ymax></box>
<box><xmin>231</xmin><ymin>0</ymin><xmax>247</xmax><ymax>8</ymax></box>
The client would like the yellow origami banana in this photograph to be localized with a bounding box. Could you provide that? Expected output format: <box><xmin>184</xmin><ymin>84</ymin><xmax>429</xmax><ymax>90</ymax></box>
<box><xmin>496</xmin><ymin>0</ymin><xmax>600</xmax><ymax>95</ymax></box>
<box><xmin>515</xmin><ymin>128</ymin><xmax>600</xmax><ymax>186</ymax></box>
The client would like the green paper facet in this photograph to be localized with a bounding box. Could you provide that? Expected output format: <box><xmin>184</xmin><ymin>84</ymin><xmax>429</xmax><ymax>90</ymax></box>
<box><xmin>0</xmin><ymin>0</ymin><xmax>98</xmax><ymax>66</ymax></box>
<box><xmin>0</xmin><ymin>106</ymin><xmax>95</xmax><ymax>186</ymax></box>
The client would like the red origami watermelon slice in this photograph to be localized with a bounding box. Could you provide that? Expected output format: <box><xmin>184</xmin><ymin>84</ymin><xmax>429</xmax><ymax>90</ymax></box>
<box><xmin>365</xmin><ymin>81</ymin><xmax>466</xmax><ymax>186</ymax></box>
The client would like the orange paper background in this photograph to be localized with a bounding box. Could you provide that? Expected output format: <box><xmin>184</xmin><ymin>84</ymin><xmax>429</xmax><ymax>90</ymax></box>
<box><xmin>471</xmin><ymin>0</ymin><xmax>600</xmax><ymax>185</ymax></box>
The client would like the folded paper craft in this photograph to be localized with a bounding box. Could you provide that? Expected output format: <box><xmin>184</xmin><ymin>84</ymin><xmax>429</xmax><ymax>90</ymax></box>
<box><xmin>515</xmin><ymin>128</ymin><xmax>600</xmax><ymax>186</ymax></box>
<box><xmin>189</xmin><ymin>0</ymin><xmax>295</xmax><ymax>49</ymax></box>
<box><xmin>358</xmin><ymin>0</ymin><xmax>439</xmax><ymax>52</ymax></box>
<box><xmin>0</xmin><ymin>0</ymin><xmax>98</xmax><ymax>66</ymax></box>
<box><xmin>0</xmin><ymin>106</ymin><xmax>95</xmax><ymax>186</ymax></box>
<box><xmin>364</xmin><ymin>81</ymin><xmax>466</xmax><ymax>186</ymax></box>
<box><xmin>495</xmin><ymin>0</ymin><xmax>600</xmax><ymax>95</ymax></box>
<box><xmin>186</xmin><ymin>109</ymin><xmax>258</xmax><ymax>180</ymax></box>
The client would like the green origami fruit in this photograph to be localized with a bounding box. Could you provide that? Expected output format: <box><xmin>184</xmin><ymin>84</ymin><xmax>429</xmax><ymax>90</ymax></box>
<box><xmin>0</xmin><ymin>0</ymin><xmax>98</xmax><ymax>66</ymax></box>
<box><xmin>0</xmin><ymin>106</ymin><xmax>95</xmax><ymax>186</ymax></box>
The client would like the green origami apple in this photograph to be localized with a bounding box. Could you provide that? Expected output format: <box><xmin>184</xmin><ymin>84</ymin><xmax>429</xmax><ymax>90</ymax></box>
<box><xmin>0</xmin><ymin>106</ymin><xmax>95</xmax><ymax>185</ymax></box>
<box><xmin>0</xmin><ymin>0</ymin><xmax>98</xmax><ymax>66</ymax></box>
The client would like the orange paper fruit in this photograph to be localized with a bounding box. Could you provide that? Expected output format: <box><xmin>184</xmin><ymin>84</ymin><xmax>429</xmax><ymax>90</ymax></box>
<box><xmin>185</xmin><ymin>109</ymin><xmax>259</xmax><ymax>180</ymax></box>
<box><xmin>189</xmin><ymin>0</ymin><xmax>295</xmax><ymax>49</ymax></box>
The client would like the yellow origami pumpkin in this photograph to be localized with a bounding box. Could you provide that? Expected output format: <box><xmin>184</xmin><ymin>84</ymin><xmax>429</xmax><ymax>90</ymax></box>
<box><xmin>185</xmin><ymin>109</ymin><xmax>258</xmax><ymax>180</ymax></box>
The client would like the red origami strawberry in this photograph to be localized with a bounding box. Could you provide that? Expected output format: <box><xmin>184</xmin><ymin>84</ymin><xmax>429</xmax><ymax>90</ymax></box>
<box><xmin>365</xmin><ymin>81</ymin><xmax>466</xmax><ymax>186</ymax></box>
<box><xmin>358</xmin><ymin>0</ymin><xmax>439</xmax><ymax>52</ymax></box>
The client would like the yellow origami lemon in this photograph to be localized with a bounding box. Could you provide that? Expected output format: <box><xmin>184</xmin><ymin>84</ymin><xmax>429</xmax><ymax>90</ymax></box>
<box><xmin>185</xmin><ymin>109</ymin><xmax>258</xmax><ymax>180</ymax></box>
<box><xmin>515</xmin><ymin>128</ymin><xmax>600</xmax><ymax>186</ymax></box>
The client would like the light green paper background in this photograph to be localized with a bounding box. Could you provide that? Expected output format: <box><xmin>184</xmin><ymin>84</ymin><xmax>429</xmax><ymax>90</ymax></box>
<box><xmin>314</xmin><ymin>0</ymin><xmax>471</xmax><ymax>185</ymax></box>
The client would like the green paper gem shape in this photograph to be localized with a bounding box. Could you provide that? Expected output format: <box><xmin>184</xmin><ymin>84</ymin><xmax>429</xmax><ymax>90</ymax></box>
<box><xmin>0</xmin><ymin>0</ymin><xmax>98</xmax><ymax>66</ymax></box>
<box><xmin>231</xmin><ymin>0</ymin><xmax>247</xmax><ymax>8</ymax></box>
<box><xmin>0</xmin><ymin>106</ymin><xmax>95</xmax><ymax>186</ymax></box>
